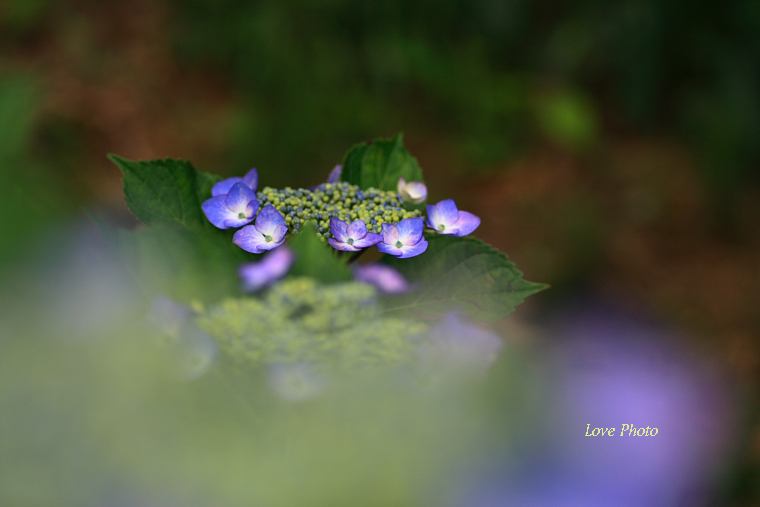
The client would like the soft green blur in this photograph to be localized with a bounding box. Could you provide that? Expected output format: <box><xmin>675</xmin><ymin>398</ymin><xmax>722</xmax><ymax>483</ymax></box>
<box><xmin>0</xmin><ymin>243</ymin><xmax>543</xmax><ymax>506</ymax></box>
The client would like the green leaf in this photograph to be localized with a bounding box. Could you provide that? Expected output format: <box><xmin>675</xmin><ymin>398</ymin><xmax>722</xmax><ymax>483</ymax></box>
<box><xmin>341</xmin><ymin>132</ymin><xmax>424</xmax><ymax>192</ymax></box>
<box><xmin>381</xmin><ymin>235</ymin><xmax>547</xmax><ymax>322</ymax></box>
<box><xmin>109</xmin><ymin>155</ymin><xmax>256</xmax><ymax>303</ymax></box>
<box><xmin>108</xmin><ymin>154</ymin><xmax>221</xmax><ymax>230</ymax></box>
<box><xmin>118</xmin><ymin>225</ymin><xmax>251</xmax><ymax>304</ymax></box>
<box><xmin>287</xmin><ymin>221</ymin><xmax>352</xmax><ymax>284</ymax></box>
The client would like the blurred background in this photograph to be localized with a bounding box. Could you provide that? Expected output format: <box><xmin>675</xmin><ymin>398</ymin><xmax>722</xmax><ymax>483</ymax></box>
<box><xmin>1</xmin><ymin>0</ymin><xmax>759</xmax><ymax>505</ymax></box>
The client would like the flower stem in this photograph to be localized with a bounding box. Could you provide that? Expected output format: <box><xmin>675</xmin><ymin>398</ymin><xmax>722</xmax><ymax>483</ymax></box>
<box><xmin>347</xmin><ymin>250</ymin><xmax>366</xmax><ymax>265</ymax></box>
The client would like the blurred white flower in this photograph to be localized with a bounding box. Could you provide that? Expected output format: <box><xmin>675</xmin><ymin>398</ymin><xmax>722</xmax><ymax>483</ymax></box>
<box><xmin>397</xmin><ymin>177</ymin><xmax>428</xmax><ymax>204</ymax></box>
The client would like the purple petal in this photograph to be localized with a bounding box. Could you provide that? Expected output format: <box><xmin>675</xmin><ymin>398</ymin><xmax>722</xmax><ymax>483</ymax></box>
<box><xmin>426</xmin><ymin>199</ymin><xmax>459</xmax><ymax>230</ymax></box>
<box><xmin>328</xmin><ymin>237</ymin><xmax>360</xmax><ymax>252</ymax></box>
<box><xmin>233</xmin><ymin>225</ymin><xmax>270</xmax><ymax>254</ymax></box>
<box><xmin>255</xmin><ymin>205</ymin><xmax>287</xmax><ymax>237</ymax></box>
<box><xmin>398</xmin><ymin>237</ymin><xmax>428</xmax><ymax>258</ymax></box>
<box><xmin>239</xmin><ymin>246</ymin><xmax>295</xmax><ymax>292</ymax></box>
<box><xmin>351</xmin><ymin>232</ymin><xmax>383</xmax><ymax>248</ymax></box>
<box><xmin>449</xmin><ymin>210</ymin><xmax>481</xmax><ymax>236</ymax></box>
<box><xmin>353</xmin><ymin>264</ymin><xmax>409</xmax><ymax>294</ymax></box>
<box><xmin>222</xmin><ymin>215</ymin><xmax>256</xmax><ymax>229</ymax></box>
<box><xmin>242</xmin><ymin>168</ymin><xmax>258</xmax><ymax>190</ymax></box>
<box><xmin>211</xmin><ymin>177</ymin><xmax>243</xmax><ymax>197</ymax></box>
<box><xmin>327</xmin><ymin>165</ymin><xmax>342</xmax><ymax>184</ymax></box>
<box><xmin>271</xmin><ymin>224</ymin><xmax>288</xmax><ymax>243</ymax></box>
<box><xmin>258</xmin><ymin>236</ymin><xmax>286</xmax><ymax>252</ymax></box>
<box><xmin>330</xmin><ymin>217</ymin><xmax>349</xmax><ymax>243</ymax></box>
<box><xmin>381</xmin><ymin>223</ymin><xmax>399</xmax><ymax>245</ymax></box>
<box><xmin>202</xmin><ymin>195</ymin><xmax>237</xmax><ymax>229</ymax></box>
<box><xmin>347</xmin><ymin>220</ymin><xmax>368</xmax><ymax>240</ymax></box>
<box><xmin>397</xmin><ymin>177</ymin><xmax>408</xmax><ymax>194</ymax></box>
<box><xmin>225</xmin><ymin>182</ymin><xmax>259</xmax><ymax>214</ymax></box>
<box><xmin>377</xmin><ymin>241</ymin><xmax>404</xmax><ymax>257</ymax></box>
<box><xmin>396</xmin><ymin>217</ymin><xmax>424</xmax><ymax>245</ymax></box>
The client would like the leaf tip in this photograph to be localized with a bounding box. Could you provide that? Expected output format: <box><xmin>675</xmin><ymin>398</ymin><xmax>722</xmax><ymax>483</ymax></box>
<box><xmin>525</xmin><ymin>281</ymin><xmax>550</xmax><ymax>296</ymax></box>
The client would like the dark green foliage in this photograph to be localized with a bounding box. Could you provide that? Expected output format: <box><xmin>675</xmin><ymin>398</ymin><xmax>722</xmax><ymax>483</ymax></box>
<box><xmin>0</xmin><ymin>74</ymin><xmax>72</xmax><ymax>268</ymax></box>
<box><xmin>109</xmin><ymin>154</ymin><xmax>221</xmax><ymax>231</ymax></box>
<box><xmin>118</xmin><ymin>225</ymin><xmax>250</xmax><ymax>304</ymax></box>
<box><xmin>110</xmin><ymin>154</ymin><xmax>250</xmax><ymax>303</ymax></box>
<box><xmin>341</xmin><ymin>133</ymin><xmax>424</xmax><ymax>192</ymax></box>
<box><xmin>382</xmin><ymin>235</ymin><xmax>547</xmax><ymax>322</ymax></box>
<box><xmin>287</xmin><ymin>221</ymin><xmax>352</xmax><ymax>284</ymax></box>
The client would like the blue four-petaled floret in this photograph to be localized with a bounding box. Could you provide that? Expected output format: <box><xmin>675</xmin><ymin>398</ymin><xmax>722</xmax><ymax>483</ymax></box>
<box><xmin>233</xmin><ymin>204</ymin><xmax>288</xmax><ymax>254</ymax></box>
<box><xmin>376</xmin><ymin>217</ymin><xmax>428</xmax><ymax>258</ymax></box>
<box><xmin>327</xmin><ymin>218</ymin><xmax>383</xmax><ymax>252</ymax></box>
<box><xmin>202</xmin><ymin>182</ymin><xmax>260</xmax><ymax>229</ymax></box>
<box><xmin>426</xmin><ymin>199</ymin><xmax>480</xmax><ymax>237</ymax></box>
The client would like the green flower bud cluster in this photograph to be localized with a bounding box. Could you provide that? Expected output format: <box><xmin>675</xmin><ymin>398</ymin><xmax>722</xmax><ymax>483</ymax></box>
<box><xmin>196</xmin><ymin>277</ymin><xmax>428</xmax><ymax>369</ymax></box>
<box><xmin>256</xmin><ymin>182</ymin><xmax>423</xmax><ymax>239</ymax></box>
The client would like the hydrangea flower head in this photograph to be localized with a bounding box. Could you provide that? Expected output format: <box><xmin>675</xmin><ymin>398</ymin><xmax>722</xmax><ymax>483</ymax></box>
<box><xmin>202</xmin><ymin>182</ymin><xmax>260</xmax><ymax>229</ymax></box>
<box><xmin>211</xmin><ymin>167</ymin><xmax>258</xmax><ymax>196</ymax></box>
<box><xmin>232</xmin><ymin>204</ymin><xmax>288</xmax><ymax>253</ymax></box>
<box><xmin>377</xmin><ymin>217</ymin><xmax>428</xmax><ymax>258</ymax></box>
<box><xmin>326</xmin><ymin>165</ymin><xmax>342</xmax><ymax>183</ymax></box>
<box><xmin>426</xmin><ymin>199</ymin><xmax>480</xmax><ymax>236</ymax></box>
<box><xmin>397</xmin><ymin>177</ymin><xmax>428</xmax><ymax>204</ymax></box>
<box><xmin>327</xmin><ymin>218</ymin><xmax>383</xmax><ymax>252</ymax></box>
<box><xmin>353</xmin><ymin>263</ymin><xmax>410</xmax><ymax>294</ymax></box>
<box><xmin>239</xmin><ymin>245</ymin><xmax>296</xmax><ymax>292</ymax></box>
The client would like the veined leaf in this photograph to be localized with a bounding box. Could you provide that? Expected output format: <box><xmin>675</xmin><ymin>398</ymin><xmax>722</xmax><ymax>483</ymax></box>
<box><xmin>341</xmin><ymin>132</ymin><xmax>424</xmax><ymax>192</ymax></box>
<box><xmin>109</xmin><ymin>154</ymin><xmax>253</xmax><ymax>302</ymax></box>
<box><xmin>381</xmin><ymin>235</ymin><xmax>547</xmax><ymax>322</ymax></box>
<box><xmin>109</xmin><ymin>154</ymin><xmax>220</xmax><ymax>230</ymax></box>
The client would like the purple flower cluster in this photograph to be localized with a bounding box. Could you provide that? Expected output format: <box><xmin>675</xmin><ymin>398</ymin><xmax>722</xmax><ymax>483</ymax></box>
<box><xmin>324</xmin><ymin>181</ymin><xmax>480</xmax><ymax>258</ymax></box>
<box><xmin>202</xmin><ymin>168</ymin><xmax>288</xmax><ymax>255</ymax></box>
<box><xmin>201</xmin><ymin>167</ymin><xmax>482</xmax><ymax>262</ymax></box>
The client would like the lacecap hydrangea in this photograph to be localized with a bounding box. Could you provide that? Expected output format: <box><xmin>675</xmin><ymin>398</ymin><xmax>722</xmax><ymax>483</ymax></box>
<box><xmin>201</xmin><ymin>166</ymin><xmax>480</xmax><ymax>259</ymax></box>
